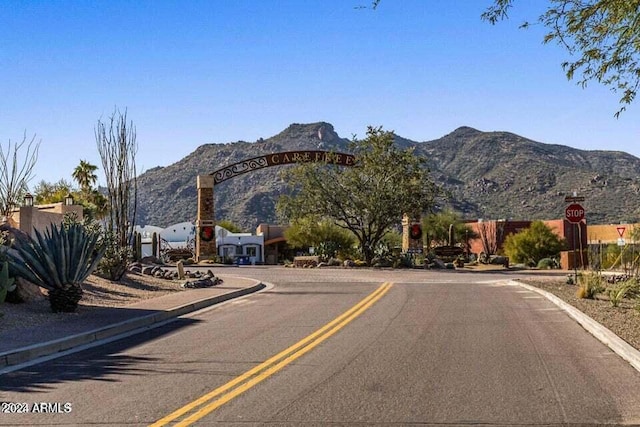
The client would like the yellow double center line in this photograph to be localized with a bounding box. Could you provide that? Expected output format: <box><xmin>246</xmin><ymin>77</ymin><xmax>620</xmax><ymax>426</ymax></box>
<box><xmin>150</xmin><ymin>282</ymin><xmax>393</xmax><ymax>426</ymax></box>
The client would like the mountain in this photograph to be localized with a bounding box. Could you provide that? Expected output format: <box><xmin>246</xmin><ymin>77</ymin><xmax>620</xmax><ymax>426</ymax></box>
<box><xmin>135</xmin><ymin>122</ymin><xmax>640</xmax><ymax>230</ymax></box>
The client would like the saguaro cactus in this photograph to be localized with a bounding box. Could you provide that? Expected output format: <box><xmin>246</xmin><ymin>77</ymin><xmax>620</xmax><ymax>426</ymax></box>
<box><xmin>152</xmin><ymin>232</ymin><xmax>158</xmax><ymax>258</ymax></box>
<box><xmin>135</xmin><ymin>232</ymin><xmax>142</xmax><ymax>261</ymax></box>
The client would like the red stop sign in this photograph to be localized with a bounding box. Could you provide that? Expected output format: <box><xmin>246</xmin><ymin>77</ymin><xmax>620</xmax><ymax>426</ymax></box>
<box><xmin>565</xmin><ymin>203</ymin><xmax>585</xmax><ymax>223</ymax></box>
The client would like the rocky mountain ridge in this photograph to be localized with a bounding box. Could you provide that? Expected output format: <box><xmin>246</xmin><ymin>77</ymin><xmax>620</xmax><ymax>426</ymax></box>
<box><xmin>135</xmin><ymin>122</ymin><xmax>640</xmax><ymax>230</ymax></box>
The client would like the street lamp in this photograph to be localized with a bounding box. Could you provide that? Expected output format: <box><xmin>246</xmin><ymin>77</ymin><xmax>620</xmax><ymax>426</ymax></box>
<box><xmin>64</xmin><ymin>194</ymin><xmax>74</xmax><ymax>206</ymax></box>
<box><xmin>23</xmin><ymin>193</ymin><xmax>33</xmax><ymax>207</ymax></box>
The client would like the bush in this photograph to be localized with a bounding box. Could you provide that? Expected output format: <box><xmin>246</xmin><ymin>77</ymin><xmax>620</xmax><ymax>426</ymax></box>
<box><xmin>95</xmin><ymin>229</ymin><xmax>132</xmax><ymax>281</ymax></box>
<box><xmin>392</xmin><ymin>253</ymin><xmax>414</xmax><ymax>269</ymax></box>
<box><xmin>504</xmin><ymin>221</ymin><xmax>565</xmax><ymax>267</ymax></box>
<box><xmin>608</xmin><ymin>283</ymin><xmax>630</xmax><ymax>307</ymax></box>
<box><xmin>608</xmin><ymin>278</ymin><xmax>639</xmax><ymax>307</ymax></box>
<box><xmin>537</xmin><ymin>258</ymin><xmax>558</xmax><ymax>269</ymax></box>
<box><xmin>576</xmin><ymin>272</ymin><xmax>605</xmax><ymax>299</ymax></box>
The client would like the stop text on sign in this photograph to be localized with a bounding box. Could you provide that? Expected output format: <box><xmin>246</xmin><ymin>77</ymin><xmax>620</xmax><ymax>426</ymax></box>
<box><xmin>565</xmin><ymin>203</ymin><xmax>585</xmax><ymax>223</ymax></box>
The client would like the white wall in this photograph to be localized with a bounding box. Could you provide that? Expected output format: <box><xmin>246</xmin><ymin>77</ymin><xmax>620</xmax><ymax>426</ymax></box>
<box><xmin>134</xmin><ymin>222</ymin><xmax>265</xmax><ymax>263</ymax></box>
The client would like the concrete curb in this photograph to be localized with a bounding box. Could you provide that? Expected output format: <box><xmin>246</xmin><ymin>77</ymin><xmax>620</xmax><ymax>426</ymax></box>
<box><xmin>0</xmin><ymin>281</ymin><xmax>266</xmax><ymax>369</ymax></box>
<box><xmin>508</xmin><ymin>279</ymin><xmax>640</xmax><ymax>373</ymax></box>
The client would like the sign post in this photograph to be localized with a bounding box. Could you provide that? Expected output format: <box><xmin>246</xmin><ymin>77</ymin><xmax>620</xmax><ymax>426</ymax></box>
<box><xmin>565</xmin><ymin>203</ymin><xmax>585</xmax><ymax>224</ymax></box>
<box><xmin>617</xmin><ymin>226</ymin><xmax>626</xmax><ymax>246</ymax></box>
<box><xmin>564</xmin><ymin>198</ymin><xmax>586</xmax><ymax>283</ymax></box>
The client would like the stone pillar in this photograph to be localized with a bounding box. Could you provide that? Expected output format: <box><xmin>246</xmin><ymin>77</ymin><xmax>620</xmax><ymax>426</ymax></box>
<box><xmin>19</xmin><ymin>206</ymin><xmax>34</xmax><ymax>237</ymax></box>
<box><xmin>402</xmin><ymin>214</ymin><xmax>423</xmax><ymax>254</ymax></box>
<box><xmin>195</xmin><ymin>175</ymin><xmax>216</xmax><ymax>262</ymax></box>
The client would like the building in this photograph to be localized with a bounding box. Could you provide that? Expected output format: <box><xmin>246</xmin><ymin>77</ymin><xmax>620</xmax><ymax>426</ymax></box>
<box><xmin>11</xmin><ymin>199</ymin><xmax>83</xmax><ymax>237</ymax></box>
<box><xmin>587</xmin><ymin>223</ymin><xmax>638</xmax><ymax>245</ymax></box>
<box><xmin>135</xmin><ymin>222</ymin><xmax>266</xmax><ymax>264</ymax></box>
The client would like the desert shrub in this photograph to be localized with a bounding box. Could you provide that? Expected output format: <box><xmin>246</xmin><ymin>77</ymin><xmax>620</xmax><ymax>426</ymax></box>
<box><xmin>537</xmin><ymin>258</ymin><xmax>558</xmax><ymax>269</ymax></box>
<box><xmin>327</xmin><ymin>258</ymin><xmax>342</xmax><ymax>267</ymax></box>
<box><xmin>392</xmin><ymin>253</ymin><xmax>414</xmax><ymax>269</ymax></box>
<box><xmin>503</xmin><ymin>221</ymin><xmax>565</xmax><ymax>267</ymax></box>
<box><xmin>95</xmin><ymin>229</ymin><xmax>132</xmax><ymax>281</ymax></box>
<box><xmin>576</xmin><ymin>272</ymin><xmax>605</xmax><ymax>299</ymax></box>
<box><xmin>608</xmin><ymin>282</ymin><xmax>631</xmax><ymax>307</ymax></box>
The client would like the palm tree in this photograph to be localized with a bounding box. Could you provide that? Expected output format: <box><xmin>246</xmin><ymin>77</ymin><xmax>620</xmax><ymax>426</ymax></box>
<box><xmin>72</xmin><ymin>160</ymin><xmax>98</xmax><ymax>193</ymax></box>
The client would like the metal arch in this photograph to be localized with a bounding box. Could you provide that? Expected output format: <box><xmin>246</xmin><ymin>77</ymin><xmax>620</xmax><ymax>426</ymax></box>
<box><xmin>210</xmin><ymin>150</ymin><xmax>356</xmax><ymax>185</ymax></box>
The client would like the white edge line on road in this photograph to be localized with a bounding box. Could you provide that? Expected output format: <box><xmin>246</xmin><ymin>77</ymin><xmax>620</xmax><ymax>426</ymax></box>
<box><xmin>507</xmin><ymin>280</ymin><xmax>640</xmax><ymax>374</ymax></box>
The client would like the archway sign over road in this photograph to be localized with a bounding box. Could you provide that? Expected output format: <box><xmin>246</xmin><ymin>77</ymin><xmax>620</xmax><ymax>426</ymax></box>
<box><xmin>565</xmin><ymin>203</ymin><xmax>585</xmax><ymax>224</ymax></box>
<box><xmin>211</xmin><ymin>151</ymin><xmax>356</xmax><ymax>185</ymax></box>
<box><xmin>195</xmin><ymin>150</ymin><xmax>356</xmax><ymax>261</ymax></box>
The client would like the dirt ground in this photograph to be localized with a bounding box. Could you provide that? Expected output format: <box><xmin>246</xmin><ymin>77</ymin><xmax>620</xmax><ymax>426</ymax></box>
<box><xmin>0</xmin><ymin>272</ymin><xmax>186</xmax><ymax>331</ymax></box>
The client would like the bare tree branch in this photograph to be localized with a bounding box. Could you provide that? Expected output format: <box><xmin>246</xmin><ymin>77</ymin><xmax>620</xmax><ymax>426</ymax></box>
<box><xmin>0</xmin><ymin>132</ymin><xmax>40</xmax><ymax>219</ymax></box>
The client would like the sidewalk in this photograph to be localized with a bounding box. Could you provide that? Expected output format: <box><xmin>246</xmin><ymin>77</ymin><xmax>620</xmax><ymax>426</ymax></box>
<box><xmin>0</xmin><ymin>275</ymin><xmax>265</xmax><ymax>370</ymax></box>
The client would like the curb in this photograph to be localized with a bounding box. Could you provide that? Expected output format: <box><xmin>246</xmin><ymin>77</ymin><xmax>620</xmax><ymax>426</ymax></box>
<box><xmin>0</xmin><ymin>281</ymin><xmax>266</xmax><ymax>369</ymax></box>
<box><xmin>509</xmin><ymin>279</ymin><xmax>640</xmax><ymax>373</ymax></box>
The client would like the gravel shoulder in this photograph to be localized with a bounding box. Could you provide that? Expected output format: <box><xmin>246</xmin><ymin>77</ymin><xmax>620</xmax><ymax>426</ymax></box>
<box><xmin>519</xmin><ymin>276</ymin><xmax>640</xmax><ymax>352</ymax></box>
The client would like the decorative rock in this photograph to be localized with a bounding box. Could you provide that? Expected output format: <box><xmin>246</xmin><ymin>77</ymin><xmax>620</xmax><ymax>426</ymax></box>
<box><xmin>8</xmin><ymin>277</ymin><xmax>46</xmax><ymax>303</ymax></box>
<box><xmin>140</xmin><ymin>256</ymin><xmax>162</xmax><ymax>264</ymax></box>
<box><xmin>129</xmin><ymin>265</ymin><xmax>142</xmax><ymax>274</ymax></box>
<box><xmin>181</xmin><ymin>277</ymin><xmax>221</xmax><ymax>288</ymax></box>
<box><xmin>142</xmin><ymin>266</ymin><xmax>154</xmax><ymax>275</ymax></box>
<box><xmin>176</xmin><ymin>260</ymin><xmax>185</xmax><ymax>279</ymax></box>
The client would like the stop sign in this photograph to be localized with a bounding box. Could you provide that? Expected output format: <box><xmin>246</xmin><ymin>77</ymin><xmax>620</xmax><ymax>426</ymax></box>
<box><xmin>565</xmin><ymin>203</ymin><xmax>585</xmax><ymax>223</ymax></box>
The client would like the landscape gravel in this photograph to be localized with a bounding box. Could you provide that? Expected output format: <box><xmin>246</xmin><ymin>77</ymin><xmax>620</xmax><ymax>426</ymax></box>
<box><xmin>0</xmin><ymin>273</ymin><xmax>185</xmax><ymax>334</ymax></box>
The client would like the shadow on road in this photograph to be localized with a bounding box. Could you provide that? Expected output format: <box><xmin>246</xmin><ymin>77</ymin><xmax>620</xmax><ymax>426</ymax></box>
<box><xmin>0</xmin><ymin>317</ymin><xmax>201</xmax><ymax>393</ymax></box>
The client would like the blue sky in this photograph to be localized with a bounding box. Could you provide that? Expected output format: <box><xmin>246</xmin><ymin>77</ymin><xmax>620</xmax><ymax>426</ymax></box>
<box><xmin>2</xmin><ymin>0</ymin><xmax>638</xmax><ymax>188</ymax></box>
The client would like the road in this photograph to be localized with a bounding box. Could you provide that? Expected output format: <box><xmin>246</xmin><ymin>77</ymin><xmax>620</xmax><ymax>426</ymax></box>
<box><xmin>2</xmin><ymin>268</ymin><xmax>640</xmax><ymax>426</ymax></box>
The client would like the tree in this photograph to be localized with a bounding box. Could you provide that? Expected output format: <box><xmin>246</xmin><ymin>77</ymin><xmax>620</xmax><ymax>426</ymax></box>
<box><xmin>33</xmin><ymin>179</ymin><xmax>73</xmax><ymax>204</ymax></box>
<box><xmin>482</xmin><ymin>0</ymin><xmax>640</xmax><ymax>116</ymax></box>
<box><xmin>422</xmin><ymin>211</ymin><xmax>478</xmax><ymax>249</ymax></box>
<box><xmin>277</xmin><ymin>126</ymin><xmax>440</xmax><ymax>265</ymax></box>
<box><xmin>284</xmin><ymin>216</ymin><xmax>356</xmax><ymax>259</ymax></box>
<box><xmin>72</xmin><ymin>160</ymin><xmax>98</xmax><ymax>193</ymax></box>
<box><xmin>95</xmin><ymin>108</ymin><xmax>137</xmax><ymax>280</ymax></box>
<box><xmin>503</xmin><ymin>220</ymin><xmax>566</xmax><ymax>266</ymax></box>
<box><xmin>33</xmin><ymin>177</ymin><xmax>108</xmax><ymax>221</ymax></box>
<box><xmin>0</xmin><ymin>132</ymin><xmax>39</xmax><ymax>219</ymax></box>
<box><xmin>476</xmin><ymin>220</ymin><xmax>506</xmax><ymax>257</ymax></box>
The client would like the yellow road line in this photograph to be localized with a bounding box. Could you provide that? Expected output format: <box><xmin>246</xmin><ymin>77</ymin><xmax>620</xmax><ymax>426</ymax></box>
<box><xmin>150</xmin><ymin>282</ymin><xmax>392</xmax><ymax>427</ymax></box>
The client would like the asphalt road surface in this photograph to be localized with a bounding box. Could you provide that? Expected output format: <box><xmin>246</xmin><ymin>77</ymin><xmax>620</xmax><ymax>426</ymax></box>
<box><xmin>2</xmin><ymin>268</ymin><xmax>640</xmax><ymax>426</ymax></box>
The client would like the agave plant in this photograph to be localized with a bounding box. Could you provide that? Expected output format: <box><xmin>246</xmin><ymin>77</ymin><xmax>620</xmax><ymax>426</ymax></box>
<box><xmin>6</xmin><ymin>222</ymin><xmax>105</xmax><ymax>312</ymax></box>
